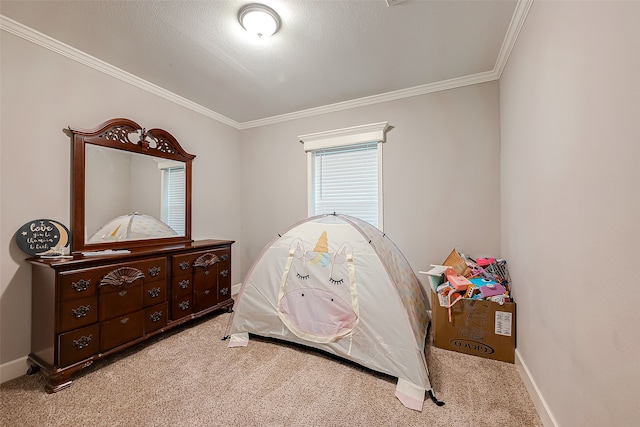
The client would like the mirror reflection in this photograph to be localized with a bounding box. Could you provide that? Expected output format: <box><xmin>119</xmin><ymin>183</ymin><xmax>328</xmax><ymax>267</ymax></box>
<box><xmin>84</xmin><ymin>144</ymin><xmax>186</xmax><ymax>243</ymax></box>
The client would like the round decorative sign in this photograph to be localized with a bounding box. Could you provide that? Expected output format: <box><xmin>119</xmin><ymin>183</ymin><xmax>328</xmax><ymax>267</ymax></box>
<box><xmin>15</xmin><ymin>219</ymin><xmax>70</xmax><ymax>256</ymax></box>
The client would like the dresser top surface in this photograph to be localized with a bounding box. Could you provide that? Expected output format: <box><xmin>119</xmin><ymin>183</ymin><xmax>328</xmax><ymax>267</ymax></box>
<box><xmin>28</xmin><ymin>239</ymin><xmax>234</xmax><ymax>270</ymax></box>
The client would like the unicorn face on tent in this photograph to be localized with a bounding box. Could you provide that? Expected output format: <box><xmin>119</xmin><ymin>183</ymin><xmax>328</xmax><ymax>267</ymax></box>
<box><xmin>277</xmin><ymin>231</ymin><xmax>359</xmax><ymax>343</ymax></box>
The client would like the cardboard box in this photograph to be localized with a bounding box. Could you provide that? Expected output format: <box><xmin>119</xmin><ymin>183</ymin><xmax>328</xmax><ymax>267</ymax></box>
<box><xmin>430</xmin><ymin>291</ymin><xmax>516</xmax><ymax>363</ymax></box>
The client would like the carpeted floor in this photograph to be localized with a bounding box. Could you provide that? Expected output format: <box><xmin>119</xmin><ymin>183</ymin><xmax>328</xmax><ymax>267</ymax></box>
<box><xmin>0</xmin><ymin>312</ymin><xmax>542</xmax><ymax>427</ymax></box>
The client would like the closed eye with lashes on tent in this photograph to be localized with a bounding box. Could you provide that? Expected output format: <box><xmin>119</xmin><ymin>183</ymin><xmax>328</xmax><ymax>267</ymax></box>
<box><xmin>225</xmin><ymin>213</ymin><xmax>443</xmax><ymax>411</ymax></box>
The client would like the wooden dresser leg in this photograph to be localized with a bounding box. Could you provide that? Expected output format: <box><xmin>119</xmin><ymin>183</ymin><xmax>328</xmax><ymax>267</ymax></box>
<box><xmin>26</xmin><ymin>364</ymin><xmax>41</xmax><ymax>375</ymax></box>
<box><xmin>45</xmin><ymin>370</ymin><xmax>75</xmax><ymax>393</ymax></box>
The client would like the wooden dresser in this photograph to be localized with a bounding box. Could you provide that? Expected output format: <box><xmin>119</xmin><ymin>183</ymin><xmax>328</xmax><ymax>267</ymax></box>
<box><xmin>28</xmin><ymin>239</ymin><xmax>233</xmax><ymax>392</ymax></box>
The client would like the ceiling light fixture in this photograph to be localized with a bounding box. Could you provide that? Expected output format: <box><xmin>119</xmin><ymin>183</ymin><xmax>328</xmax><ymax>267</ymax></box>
<box><xmin>238</xmin><ymin>3</ymin><xmax>281</xmax><ymax>39</ymax></box>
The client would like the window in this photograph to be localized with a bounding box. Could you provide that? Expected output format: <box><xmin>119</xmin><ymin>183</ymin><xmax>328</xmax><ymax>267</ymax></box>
<box><xmin>299</xmin><ymin>122</ymin><xmax>389</xmax><ymax>229</ymax></box>
<box><xmin>161</xmin><ymin>165</ymin><xmax>185</xmax><ymax>235</ymax></box>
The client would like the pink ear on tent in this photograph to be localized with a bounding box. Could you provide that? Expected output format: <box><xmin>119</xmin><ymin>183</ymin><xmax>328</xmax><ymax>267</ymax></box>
<box><xmin>332</xmin><ymin>243</ymin><xmax>352</xmax><ymax>264</ymax></box>
<box><xmin>290</xmin><ymin>239</ymin><xmax>306</xmax><ymax>259</ymax></box>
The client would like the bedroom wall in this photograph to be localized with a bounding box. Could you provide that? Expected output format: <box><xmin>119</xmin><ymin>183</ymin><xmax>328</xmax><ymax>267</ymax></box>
<box><xmin>500</xmin><ymin>1</ymin><xmax>640</xmax><ymax>426</ymax></box>
<box><xmin>239</xmin><ymin>81</ymin><xmax>502</xmax><ymax>292</ymax></box>
<box><xmin>0</xmin><ymin>31</ymin><xmax>242</xmax><ymax>378</ymax></box>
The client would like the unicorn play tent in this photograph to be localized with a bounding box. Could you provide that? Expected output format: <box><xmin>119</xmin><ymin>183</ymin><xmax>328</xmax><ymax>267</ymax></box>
<box><xmin>226</xmin><ymin>214</ymin><xmax>440</xmax><ymax>410</ymax></box>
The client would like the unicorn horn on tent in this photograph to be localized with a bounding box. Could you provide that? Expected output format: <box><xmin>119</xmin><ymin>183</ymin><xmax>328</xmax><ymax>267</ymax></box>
<box><xmin>310</xmin><ymin>231</ymin><xmax>331</xmax><ymax>266</ymax></box>
<box><xmin>314</xmin><ymin>231</ymin><xmax>328</xmax><ymax>252</ymax></box>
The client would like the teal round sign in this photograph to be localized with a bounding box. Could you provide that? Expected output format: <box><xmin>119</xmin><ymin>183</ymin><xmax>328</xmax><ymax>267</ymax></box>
<box><xmin>15</xmin><ymin>219</ymin><xmax>70</xmax><ymax>256</ymax></box>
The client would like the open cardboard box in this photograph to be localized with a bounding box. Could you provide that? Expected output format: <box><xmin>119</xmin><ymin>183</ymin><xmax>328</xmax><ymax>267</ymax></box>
<box><xmin>430</xmin><ymin>290</ymin><xmax>516</xmax><ymax>363</ymax></box>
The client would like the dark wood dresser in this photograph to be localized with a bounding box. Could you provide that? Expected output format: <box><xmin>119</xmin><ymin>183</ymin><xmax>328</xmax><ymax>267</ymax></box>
<box><xmin>28</xmin><ymin>239</ymin><xmax>234</xmax><ymax>392</ymax></box>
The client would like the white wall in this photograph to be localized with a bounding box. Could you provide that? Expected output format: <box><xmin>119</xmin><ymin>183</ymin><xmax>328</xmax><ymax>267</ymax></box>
<box><xmin>239</xmin><ymin>82</ymin><xmax>502</xmax><ymax>288</ymax></box>
<box><xmin>500</xmin><ymin>1</ymin><xmax>640</xmax><ymax>426</ymax></box>
<box><xmin>0</xmin><ymin>32</ymin><xmax>242</xmax><ymax>374</ymax></box>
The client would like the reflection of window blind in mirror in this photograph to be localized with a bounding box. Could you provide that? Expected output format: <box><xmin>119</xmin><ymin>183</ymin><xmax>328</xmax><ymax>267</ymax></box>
<box><xmin>162</xmin><ymin>166</ymin><xmax>186</xmax><ymax>235</ymax></box>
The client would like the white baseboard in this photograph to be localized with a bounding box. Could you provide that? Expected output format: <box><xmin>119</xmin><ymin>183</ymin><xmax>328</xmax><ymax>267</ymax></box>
<box><xmin>515</xmin><ymin>349</ymin><xmax>559</xmax><ymax>427</ymax></box>
<box><xmin>231</xmin><ymin>282</ymin><xmax>242</xmax><ymax>297</ymax></box>
<box><xmin>0</xmin><ymin>356</ymin><xmax>28</xmax><ymax>384</ymax></box>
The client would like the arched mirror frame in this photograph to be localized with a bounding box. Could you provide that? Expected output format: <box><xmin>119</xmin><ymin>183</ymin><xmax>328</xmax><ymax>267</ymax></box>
<box><xmin>70</xmin><ymin>118</ymin><xmax>195</xmax><ymax>252</ymax></box>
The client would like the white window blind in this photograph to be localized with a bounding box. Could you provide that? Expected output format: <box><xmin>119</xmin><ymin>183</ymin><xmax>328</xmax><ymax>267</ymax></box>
<box><xmin>162</xmin><ymin>166</ymin><xmax>185</xmax><ymax>235</ymax></box>
<box><xmin>311</xmin><ymin>142</ymin><xmax>379</xmax><ymax>227</ymax></box>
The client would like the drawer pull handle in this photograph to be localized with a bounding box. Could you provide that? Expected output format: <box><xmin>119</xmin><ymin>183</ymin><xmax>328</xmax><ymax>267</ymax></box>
<box><xmin>100</xmin><ymin>267</ymin><xmax>144</xmax><ymax>288</ymax></box>
<box><xmin>204</xmin><ymin>289</ymin><xmax>210</xmax><ymax>295</ymax></box>
<box><xmin>120</xmin><ymin>317</ymin><xmax>129</xmax><ymax>324</ymax></box>
<box><xmin>221</xmin><ymin>254</ymin><xmax>229</xmax><ymax>262</ymax></box>
<box><xmin>194</xmin><ymin>253</ymin><xmax>220</xmax><ymax>268</ymax></box>
<box><xmin>71</xmin><ymin>305</ymin><xmax>91</xmax><ymax>318</ymax></box>
<box><xmin>178</xmin><ymin>280</ymin><xmax>190</xmax><ymax>289</ymax></box>
<box><xmin>179</xmin><ymin>261</ymin><xmax>190</xmax><ymax>270</ymax></box>
<box><xmin>179</xmin><ymin>300</ymin><xmax>190</xmax><ymax>311</ymax></box>
<box><xmin>148</xmin><ymin>266</ymin><xmax>161</xmax><ymax>277</ymax></box>
<box><xmin>72</xmin><ymin>279</ymin><xmax>91</xmax><ymax>292</ymax></box>
<box><xmin>220</xmin><ymin>269</ymin><xmax>229</xmax><ymax>278</ymax></box>
<box><xmin>73</xmin><ymin>335</ymin><xmax>92</xmax><ymax>349</ymax></box>
<box><xmin>149</xmin><ymin>311</ymin><xmax>163</xmax><ymax>322</ymax></box>
<box><xmin>148</xmin><ymin>287</ymin><xmax>161</xmax><ymax>298</ymax></box>
<box><xmin>118</xmin><ymin>290</ymin><xmax>128</xmax><ymax>297</ymax></box>
<box><xmin>220</xmin><ymin>287</ymin><xmax>229</xmax><ymax>296</ymax></box>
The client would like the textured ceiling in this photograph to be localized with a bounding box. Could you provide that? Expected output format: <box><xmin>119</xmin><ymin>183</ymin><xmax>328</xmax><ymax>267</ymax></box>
<box><xmin>1</xmin><ymin>0</ymin><xmax>520</xmax><ymax>126</ymax></box>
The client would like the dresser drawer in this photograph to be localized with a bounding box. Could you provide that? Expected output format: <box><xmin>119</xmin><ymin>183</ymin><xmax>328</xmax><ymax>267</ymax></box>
<box><xmin>58</xmin><ymin>295</ymin><xmax>98</xmax><ymax>333</ymax></box>
<box><xmin>172</xmin><ymin>293</ymin><xmax>193</xmax><ymax>320</ymax></box>
<box><xmin>172</xmin><ymin>248</ymin><xmax>230</xmax><ymax>276</ymax></box>
<box><xmin>99</xmin><ymin>284</ymin><xmax>143</xmax><ymax>320</ymax></box>
<box><xmin>58</xmin><ymin>257</ymin><xmax>166</xmax><ymax>302</ymax></box>
<box><xmin>58</xmin><ymin>324</ymin><xmax>99</xmax><ymax>367</ymax></box>
<box><xmin>193</xmin><ymin>266</ymin><xmax>217</xmax><ymax>292</ymax></box>
<box><xmin>173</xmin><ymin>252</ymin><xmax>196</xmax><ymax>275</ymax></box>
<box><xmin>100</xmin><ymin>310</ymin><xmax>144</xmax><ymax>351</ymax></box>
<box><xmin>144</xmin><ymin>303</ymin><xmax>168</xmax><ymax>334</ymax></box>
<box><xmin>172</xmin><ymin>274</ymin><xmax>192</xmax><ymax>296</ymax></box>
<box><xmin>58</xmin><ymin>269</ymin><xmax>99</xmax><ymax>302</ymax></box>
<box><xmin>143</xmin><ymin>280</ymin><xmax>166</xmax><ymax>307</ymax></box>
<box><xmin>98</xmin><ymin>258</ymin><xmax>167</xmax><ymax>287</ymax></box>
<box><xmin>194</xmin><ymin>287</ymin><xmax>218</xmax><ymax>312</ymax></box>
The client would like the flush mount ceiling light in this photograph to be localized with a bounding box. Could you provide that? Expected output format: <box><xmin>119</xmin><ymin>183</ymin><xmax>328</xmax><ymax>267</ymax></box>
<box><xmin>238</xmin><ymin>3</ymin><xmax>281</xmax><ymax>39</ymax></box>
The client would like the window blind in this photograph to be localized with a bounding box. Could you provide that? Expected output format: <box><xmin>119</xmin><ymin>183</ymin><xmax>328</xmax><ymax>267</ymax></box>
<box><xmin>163</xmin><ymin>166</ymin><xmax>185</xmax><ymax>235</ymax></box>
<box><xmin>311</xmin><ymin>142</ymin><xmax>379</xmax><ymax>227</ymax></box>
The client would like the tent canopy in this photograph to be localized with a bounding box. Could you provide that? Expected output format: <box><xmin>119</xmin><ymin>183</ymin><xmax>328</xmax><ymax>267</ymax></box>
<box><xmin>227</xmin><ymin>214</ymin><xmax>435</xmax><ymax>411</ymax></box>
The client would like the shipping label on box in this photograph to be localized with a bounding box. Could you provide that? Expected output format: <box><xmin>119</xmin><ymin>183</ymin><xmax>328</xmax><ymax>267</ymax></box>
<box><xmin>431</xmin><ymin>292</ymin><xmax>516</xmax><ymax>363</ymax></box>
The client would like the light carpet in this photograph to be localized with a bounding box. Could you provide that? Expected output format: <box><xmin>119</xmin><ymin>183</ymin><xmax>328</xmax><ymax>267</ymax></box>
<box><xmin>0</xmin><ymin>312</ymin><xmax>542</xmax><ymax>426</ymax></box>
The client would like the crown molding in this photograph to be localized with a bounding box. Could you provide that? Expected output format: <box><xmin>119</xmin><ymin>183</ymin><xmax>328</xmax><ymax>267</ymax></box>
<box><xmin>494</xmin><ymin>0</ymin><xmax>534</xmax><ymax>78</ymax></box>
<box><xmin>1</xmin><ymin>0</ymin><xmax>531</xmax><ymax>130</ymax></box>
<box><xmin>238</xmin><ymin>70</ymin><xmax>499</xmax><ymax>130</ymax></box>
<box><xmin>0</xmin><ymin>15</ymin><xmax>242</xmax><ymax>130</ymax></box>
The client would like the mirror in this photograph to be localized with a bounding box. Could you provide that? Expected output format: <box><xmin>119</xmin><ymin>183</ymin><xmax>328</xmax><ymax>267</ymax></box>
<box><xmin>70</xmin><ymin>118</ymin><xmax>195</xmax><ymax>252</ymax></box>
